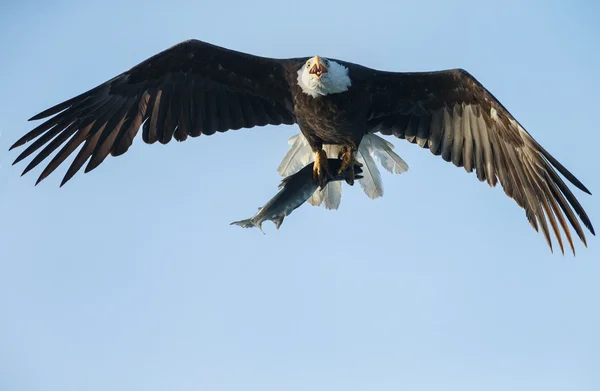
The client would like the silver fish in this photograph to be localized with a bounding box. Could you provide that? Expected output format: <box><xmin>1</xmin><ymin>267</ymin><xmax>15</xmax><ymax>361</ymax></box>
<box><xmin>231</xmin><ymin>159</ymin><xmax>363</xmax><ymax>233</ymax></box>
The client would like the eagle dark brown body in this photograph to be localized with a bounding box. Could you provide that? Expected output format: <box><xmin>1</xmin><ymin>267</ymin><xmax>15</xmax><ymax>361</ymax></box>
<box><xmin>287</xmin><ymin>72</ymin><xmax>371</xmax><ymax>151</ymax></box>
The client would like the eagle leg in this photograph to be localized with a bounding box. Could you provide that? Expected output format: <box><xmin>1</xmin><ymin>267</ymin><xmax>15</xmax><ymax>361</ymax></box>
<box><xmin>338</xmin><ymin>146</ymin><xmax>362</xmax><ymax>186</ymax></box>
<box><xmin>313</xmin><ymin>149</ymin><xmax>332</xmax><ymax>189</ymax></box>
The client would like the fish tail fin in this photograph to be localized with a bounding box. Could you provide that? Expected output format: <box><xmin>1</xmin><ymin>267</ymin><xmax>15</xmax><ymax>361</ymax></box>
<box><xmin>230</xmin><ymin>218</ymin><xmax>264</xmax><ymax>234</ymax></box>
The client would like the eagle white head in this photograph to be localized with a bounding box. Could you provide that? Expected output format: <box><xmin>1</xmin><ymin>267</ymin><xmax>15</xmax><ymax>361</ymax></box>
<box><xmin>297</xmin><ymin>55</ymin><xmax>351</xmax><ymax>98</ymax></box>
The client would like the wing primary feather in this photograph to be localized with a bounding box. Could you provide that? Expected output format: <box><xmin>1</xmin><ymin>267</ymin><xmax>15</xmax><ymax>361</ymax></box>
<box><xmin>215</xmin><ymin>86</ymin><xmax>232</xmax><ymax>132</ymax></box>
<box><xmin>489</xmin><ymin>128</ymin><xmax>515</xmax><ymax>198</ymax></box>
<box><xmin>258</xmin><ymin>98</ymin><xmax>277</xmax><ymax>126</ymax></box>
<box><xmin>13</xmin><ymin>88</ymin><xmax>113</xmax><ymax>162</ymax></box>
<box><xmin>382</xmin><ymin>115</ymin><xmax>397</xmax><ymax>133</ymax></box>
<box><xmin>163</xmin><ymin>93</ymin><xmax>180</xmax><ymax>144</ymax></box>
<box><xmin>142</xmin><ymin>89</ymin><xmax>159</xmax><ymax>142</ymax></box>
<box><xmin>174</xmin><ymin>77</ymin><xmax>192</xmax><ymax>141</ymax></box>
<box><xmin>224</xmin><ymin>90</ymin><xmax>244</xmax><ymax>130</ymax></box>
<box><xmin>11</xmin><ymin>115</ymin><xmax>67</xmax><ymax>152</ymax></box>
<box><xmin>545</xmin><ymin>166</ymin><xmax>595</xmax><ymax>236</ymax></box>
<box><xmin>462</xmin><ymin>105</ymin><xmax>474</xmax><ymax>173</ymax></box>
<box><xmin>428</xmin><ymin>108</ymin><xmax>445</xmax><ymax>155</ymax></box>
<box><xmin>104</xmin><ymin>99</ymin><xmax>142</xmax><ymax>153</ymax></box>
<box><xmin>22</xmin><ymin>121</ymin><xmax>79</xmax><ymax>177</ymax></box>
<box><xmin>508</xmin><ymin>147</ymin><xmax>549</xmax><ymax>244</ymax></box>
<box><xmin>147</xmin><ymin>88</ymin><xmax>167</xmax><ymax>143</ymax></box>
<box><xmin>237</xmin><ymin>94</ymin><xmax>256</xmax><ymax>129</ymax></box>
<box><xmin>27</xmin><ymin>75</ymin><xmax>125</xmax><ymax>121</ymax></box>
<box><xmin>59</xmin><ymin>98</ymin><xmax>125</xmax><ymax>176</ymax></box>
<box><xmin>523</xmin><ymin>158</ymin><xmax>564</xmax><ymax>253</ymax></box>
<box><xmin>248</xmin><ymin>97</ymin><xmax>269</xmax><ymax>127</ymax></box>
<box><xmin>451</xmin><ymin>104</ymin><xmax>464</xmax><ymax>167</ymax></box>
<box><xmin>492</xmin><ymin>131</ymin><xmax>520</xmax><ymax>202</ymax></box>
<box><xmin>532</xmin><ymin>139</ymin><xmax>591</xmax><ymax>195</ymax></box>
<box><xmin>544</xmin><ymin>179</ymin><xmax>575</xmax><ymax>254</ymax></box>
<box><xmin>60</xmin><ymin>124</ymin><xmax>105</xmax><ymax>186</ymax></box>
<box><xmin>539</xmin><ymin>186</ymin><xmax>566</xmax><ymax>255</ymax></box>
<box><xmin>113</xmin><ymin>92</ymin><xmax>151</xmax><ymax>156</ymax></box>
<box><xmin>500</xmin><ymin>141</ymin><xmax>534</xmax><ymax>227</ymax></box>
<box><xmin>175</xmin><ymin>74</ymin><xmax>193</xmax><ymax>139</ymax></box>
<box><xmin>11</xmin><ymin>94</ymin><xmax>106</xmax><ymax>151</ymax></box>
<box><xmin>203</xmin><ymin>87</ymin><xmax>218</xmax><ymax>135</ymax></box>
<box><xmin>162</xmin><ymin>74</ymin><xmax>185</xmax><ymax>144</ymax></box>
<box><xmin>391</xmin><ymin>115</ymin><xmax>408</xmax><ymax>139</ymax></box>
<box><xmin>545</xmin><ymin>171</ymin><xmax>587</xmax><ymax>247</ymax></box>
<box><xmin>85</xmin><ymin>98</ymin><xmax>134</xmax><ymax>173</ymax></box>
<box><xmin>469</xmin><ymin>105</ymin><xmax>486</xmax><ymax>182</ymax></box>
<box><xmin>415</xmin><ymin>113</ymin><xmax>431</xmax><ymax>148</ymax></box>
<box><xmin>190</xmin><ymin>85</ymin><xmax>206</xmax><ymax>137</ymax></box>
<box><xmin>404</xmin><ymin>115</ymin><xmax>419</xmax><ymax>142</ymax></box>
<box><xmin>368</xmin><ymin>117</ymin><xmax>385</xmax><ymax>134</ymax></box>
<box><xmin>476</xmin><ymin>112</ymin><xmax>496</xmax><ymax>186</ymax></box>
<box><xmin>27</xmin><ymin>88</ymin><xmax>103</xmax><ymax>121</ymax></box>
<box><xmin>155</xmin><ymin>77</ymin><xmax>175</xmax><ymax>144</ymax></box>
<box><xmin>440</xmin><ymin>108</ymin><xmax>454</xmax><ymax>162</ymax></box>
<box><xmin>37</xmin><ymin>123</ymin><xmax>94</xmax><ymax>185</ymax></box>
<box><xmin>13</xmin><ymin>118</ymin><xmax>74</xmax><ymax>165</ymax></box>
<box><xmin>28</xmin><ymin>96</ymin><xmax>85</xmax><ymax>122</ymax></box>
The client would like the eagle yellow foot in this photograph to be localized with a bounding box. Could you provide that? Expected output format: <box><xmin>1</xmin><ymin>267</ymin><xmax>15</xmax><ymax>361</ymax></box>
<box><xmin>338</xmin><ymin>147</ymin><xmax>362</xmax><ymax>186</ymax></box>
<box><xmin>313</xmin><ymin>149</ymin><xmax>332</xmax><ymax>189</ymax></box>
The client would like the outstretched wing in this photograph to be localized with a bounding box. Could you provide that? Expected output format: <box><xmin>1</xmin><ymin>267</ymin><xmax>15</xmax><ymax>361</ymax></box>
<box><xmin>11</xmin><ymin>39</ymin><xmax>298</xmax><ymax>186</ymax></box>
<box><xmin>365</xmin><ymin>68</ymin><xmax>594</xmax><ymax>254</ymax></box>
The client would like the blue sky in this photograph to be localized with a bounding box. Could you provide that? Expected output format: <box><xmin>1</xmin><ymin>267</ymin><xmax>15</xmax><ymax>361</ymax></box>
<box><xmin>1</xmin><ymin>1</ymin><xmax>599</xmax><ymax>390</ymax></box>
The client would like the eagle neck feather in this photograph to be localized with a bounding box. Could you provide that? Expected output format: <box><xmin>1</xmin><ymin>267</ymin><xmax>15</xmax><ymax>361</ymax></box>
<box><xmin>297</xmin><ymin>61</ymin><xmax>351</xmax><ymax>98</ymax></box>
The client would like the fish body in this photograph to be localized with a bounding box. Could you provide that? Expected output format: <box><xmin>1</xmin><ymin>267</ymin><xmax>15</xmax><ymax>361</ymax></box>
<box><xmin>231</xmin><ymin>159</ymin><xmax>363</xmax><ymax>232</ymax></box>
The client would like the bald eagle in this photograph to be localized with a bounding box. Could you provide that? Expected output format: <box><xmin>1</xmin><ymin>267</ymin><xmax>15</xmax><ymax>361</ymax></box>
<box><xmin>10</xmin><ymin>39</ymin><xmax>594</xmax><ymax>254</ymax></box>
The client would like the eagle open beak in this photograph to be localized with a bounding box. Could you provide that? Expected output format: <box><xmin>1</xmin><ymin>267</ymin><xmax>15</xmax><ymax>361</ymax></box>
<box><xmin>309</xmin><ymin>56</ymin><xmax>328</xmax><ymax>78</ymax></box>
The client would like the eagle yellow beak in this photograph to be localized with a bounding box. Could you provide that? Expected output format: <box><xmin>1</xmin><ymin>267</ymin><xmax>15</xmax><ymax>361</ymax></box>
<box><xmin>309</xmin><ymin>56</ymin><xmax>328</xmax><ymax>78</ymax></box>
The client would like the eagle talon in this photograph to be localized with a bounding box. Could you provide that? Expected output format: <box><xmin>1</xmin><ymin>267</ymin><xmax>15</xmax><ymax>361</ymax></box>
<box><xmin>343</xmin><ymin>165</ymin><xmax>356</xmax><ymax>186</ymax></box>
<box><xmin>337</xmin><ymin>146</ymin><xmax>360</xmax><ymax>185</ymax></box>
<box><xmin>313</xmin><ymin>149</ymin><xmax>332</xmax><ymax>189</ymax></box>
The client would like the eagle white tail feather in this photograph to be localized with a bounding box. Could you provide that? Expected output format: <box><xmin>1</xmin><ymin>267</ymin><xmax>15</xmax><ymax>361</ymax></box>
<box><xmin>309</xmin><ymin>180</ymin><xmax>342</xmax><ymax>209</ymax></box>
<box><xmin>356</xmin><ymin>148</ymin><xmax>384</xmax><ymax>199</ymax></box>
<box><xmin>308</xmin><ymin>144</ymin><xmax>344</xmax><ymax>209</ymax></box>
<box><xmin>277</xmin><ymin>134</ymin><xmax>311</xmax><ymax>176</ymax></box>
<box><xmin>278</xmin><ymin>133</ymin><xmax>408</xmax><ymax>210</ymax></box>
<box><xmin>365</xmin><ymin>135</ymin><xmax>409</xmax><ymax>174</ymax></box>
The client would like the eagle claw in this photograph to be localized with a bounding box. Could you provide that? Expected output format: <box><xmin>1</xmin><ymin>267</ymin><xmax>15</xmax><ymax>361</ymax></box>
<box><xmin>337</xmin><ymin>146</ymin><xmax>362</xmax><ymax>186</ymax></box>
<box><xmin>313</xmin><ymin>150</ymin><xmax>332</xmax><ymax>189</ymax></box>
